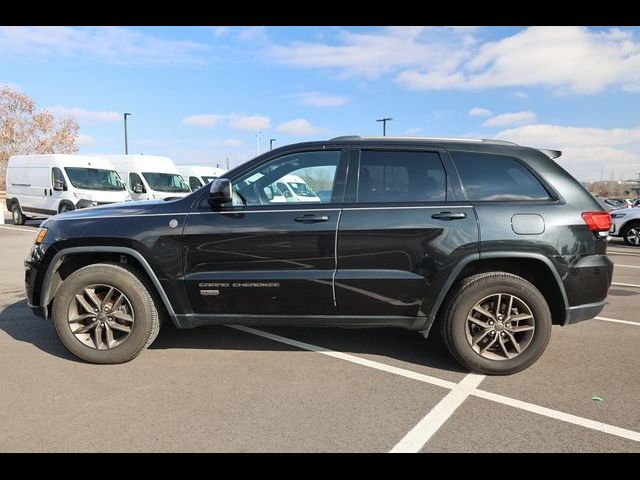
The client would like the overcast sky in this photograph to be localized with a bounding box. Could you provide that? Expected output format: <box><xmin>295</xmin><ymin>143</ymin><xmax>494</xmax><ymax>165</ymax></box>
<box><xmin>2</xmin><ymin>26</ymin><xmax>640</xmax><ymax>181</ymax></box>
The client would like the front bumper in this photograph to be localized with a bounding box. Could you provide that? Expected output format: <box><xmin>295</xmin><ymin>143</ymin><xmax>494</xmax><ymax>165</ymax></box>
<box><xmin>24</xmin><ymin>256</ymin><xmax>46</xmax><ymax>319</ymax></box>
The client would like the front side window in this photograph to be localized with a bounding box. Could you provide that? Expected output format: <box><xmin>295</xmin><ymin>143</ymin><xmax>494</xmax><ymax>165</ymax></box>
<box><xmin>189</xmin><ymin>176</ymin><xmax>203</xmax><ymax>190</ymax></box>
<box><xmin>142</xmin><ymin>172</ymin><xmax>191</xmax><ymax>193</ymax></box>
<box><xmin>64</xmin><ymin>167</ymin><xmax>125</xmax><ymax>191</ymax></box>
<box><xmin>451</xmin><ymin>152</ymin><xmax>551</xmax><ymax>201</ymax></box>
<box><xmin>129</xmin><ymin>172</ymin><xmax>145</xmax><ymax>192</ymax></box>
<box><xmin>357</xmin><ymin>150</ymin><xmax>446</xmax><ymax>203</ymax></box>
<box><xmin>52</xmin><ymin>167</ymin><xmax>66</xmax><ymax>189</ymax></box>
<box><xmin>232</xmin><ymin>150</ymin><xmax>341</xmax><ymax>206</ymax></box>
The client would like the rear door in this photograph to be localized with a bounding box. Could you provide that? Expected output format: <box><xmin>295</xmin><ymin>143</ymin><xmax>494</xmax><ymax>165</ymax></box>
<box><xmin>335</xmin><ymin>147</ymin><xmax>479</xmax><ymax>318</ymax></box>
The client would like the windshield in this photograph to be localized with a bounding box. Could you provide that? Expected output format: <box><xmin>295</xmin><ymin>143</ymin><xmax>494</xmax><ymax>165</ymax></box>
<box><xmin>142</xmin><ymin>172</ymin><xmax>191</xmax><ymax>193</ymax></box>
<box><xmin>202</xmin><ymin>176</ymin><xmax>217</xmax><ymax>183</ymax></box>
<box><xmin>288</xmin><ymin>182</ymin><xmax>317</xmax><ymax>197</ymax></box>
<box><xmin>64</xmin><ymin>167</ymin><xmax>125</xmax><ymax>191</ymax></box>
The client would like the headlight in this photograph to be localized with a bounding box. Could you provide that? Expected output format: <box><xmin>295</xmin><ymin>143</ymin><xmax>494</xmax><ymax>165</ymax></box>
<box><xmin>611</xmin><ymin>213</ymin><xmax>627</xmax><ymax>218</ymax></box>
<box><xmin>35</xmin><ymin>227</ymin><xmax>48</xmax><ymax>245</ymax></box>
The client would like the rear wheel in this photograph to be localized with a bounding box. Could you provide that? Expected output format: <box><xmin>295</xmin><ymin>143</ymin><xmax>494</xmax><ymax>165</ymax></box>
<box><xmin>52</xmin><ymin>263</ymin><xmax>160</xmax><ymax>364</ymax></box>
<box><xmin>440</xmin><ymin>272</ymin><xmax>552</xmax><ymax>375</ymax></box>
<box><xmin>622</xmin><ymin>222</ymin><xmax>640</xmax><ymax>247</ymax></box>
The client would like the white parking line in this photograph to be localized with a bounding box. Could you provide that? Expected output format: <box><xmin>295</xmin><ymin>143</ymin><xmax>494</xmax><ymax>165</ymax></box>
<box><xmin>612</xmin><ymin>282</ymin><xmax>640</xmax><ymax>288</ymax></box>
<box><xmin>390</xmin><ymin>373</ymin><xmax>485</xmax><ymax>453</ymax></box>
<box><xmin>228</xmin><ymin>325</ymin><xmax>457</xmax><ymax>390</ymax></box>
<box><xmin>608</xmin><ymin>251</ymin><xmax>640</xmax><ymax>257</ymax></box>
<box><xmin>595</xmin><ymin>316</ymin><xmax>640</xmax><ymax>326</ymax></box>
<box><xmin>230</xmin><ymin>325</ymin><xmax>640</xmax><ymax>447</ymax></box>
<box><xmin>615</xmin><ymin>264</ymin><xmax>640</xmax><ymax>269</ymax></box>
<box><xmin>0</xmin><ymin>225</ymin><xmax>36</xmax><ymax>234</ymax></box>
<box><xmin>472</xmin><ymin>389</ymin><xmax>640</xmax><ymax>443</ymax></box>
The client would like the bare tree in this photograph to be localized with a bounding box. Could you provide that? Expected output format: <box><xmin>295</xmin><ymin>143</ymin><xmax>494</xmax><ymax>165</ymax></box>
<box><xmin>0</xmin><ymin>86</ymin><xmax>79</xmax><ymax>187</ymax></box>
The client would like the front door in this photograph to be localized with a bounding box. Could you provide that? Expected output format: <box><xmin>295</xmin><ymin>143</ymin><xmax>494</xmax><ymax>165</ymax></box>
<box><xmin>182</xmin><ymin>148</ymin><xmax>348</xmax><ymax>316</ymax></box>
<box><xmin>336</xmin><ymin>148</ymin><xmax>479</xmax><ymax>318</ymax></box>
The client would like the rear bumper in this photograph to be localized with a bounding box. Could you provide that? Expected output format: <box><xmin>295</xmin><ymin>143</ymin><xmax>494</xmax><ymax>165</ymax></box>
<box><xmin>564</xmin><ymin>300</ymin><xmax>606</xmax><ymax>325</ymax></box>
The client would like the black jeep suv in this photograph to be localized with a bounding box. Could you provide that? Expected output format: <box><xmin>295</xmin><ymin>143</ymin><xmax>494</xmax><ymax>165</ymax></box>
<box><xmin>24</xmin><ymin>136</ymin><xmax>613</xmax><ymax>374</ymax></box>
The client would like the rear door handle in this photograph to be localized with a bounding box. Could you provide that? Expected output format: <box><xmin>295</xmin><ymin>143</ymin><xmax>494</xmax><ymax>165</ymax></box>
<box><xmin>431</xmin><ymin>211</ymin><xmax>467</xmax><ymax>220</ymax></box>
<box><xmin>294</xmin><ymin>214</ymin><xmax>329</xmax><ymax>223</ymax></box>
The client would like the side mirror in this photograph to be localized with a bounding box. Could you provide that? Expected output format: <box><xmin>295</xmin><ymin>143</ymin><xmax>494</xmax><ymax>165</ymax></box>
<box><xmin>133</xmin><ymin>184</ymin><xmax>145</xmax><ymax>194</ymax></box>
<box><xmin>264</xmin><ymin>185</ymin><xmax>274</xmax><ymax>201</ymax></box>
<box><xmin>209</xmin><ymin>178</ymin><xmax>232</xmax><ymax>206</ymax></box>
<box><xmin>53</xmin><ymin>180</ymin><xmax>65</xmax><ymax>191</ymax></box>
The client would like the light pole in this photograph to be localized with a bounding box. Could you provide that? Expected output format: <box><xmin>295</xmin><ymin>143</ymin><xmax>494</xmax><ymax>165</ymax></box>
<box><xmin>376</xmin><ymin>117</ymin><xmax>392</xmax><ymax>136</ymax></box>
<box><xmin>270</xmin><ymin>138</ymin><xmax>277</xmax><ymax>151</ymax></box>
<box><xmin>637</xmin><ymin>172</ymin><xmax>640</xmax><ymax>201</ymax></box>
<box><xmin>123</xmin><ymin>113</ymin><xmax>132</xmax><ymax>154</ymax></box>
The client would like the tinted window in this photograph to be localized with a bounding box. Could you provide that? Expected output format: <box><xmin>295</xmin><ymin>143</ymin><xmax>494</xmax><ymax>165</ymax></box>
<box><xmin>452</xmin><ymin>152</ymin><xmax>550</xmax><ymax>201</ymax></box>
<box><xmin>357</xmin><ymin>150</ymin><xmax>446</xmax><ymax>203</ymax></box>
<box><xmin>233</xmin><ymin>150</ymin><xmax>341</xmax><ymax>206</ymax></box>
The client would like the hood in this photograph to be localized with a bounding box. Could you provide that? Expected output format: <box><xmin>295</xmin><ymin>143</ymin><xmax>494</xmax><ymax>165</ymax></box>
<box><xmin>55</xmin><ymin>199</ymin><xmax>165</xmax><ymax>220</ymax></box>
<box><xmin>73</xmin><ymin>189</ymin><xmax>130</xmax><ymax>203</ymax></box>
<box><xmin>611</xmin><ymin>207</ymin><xmax>639</xmax><ymax>214</ymax></box>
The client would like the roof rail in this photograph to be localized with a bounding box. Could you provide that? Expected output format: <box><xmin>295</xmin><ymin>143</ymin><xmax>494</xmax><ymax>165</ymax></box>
<box><xmin>329</xmin><ymin>135</ymin><xmax>519</xmax><ymax>146</ymax></box>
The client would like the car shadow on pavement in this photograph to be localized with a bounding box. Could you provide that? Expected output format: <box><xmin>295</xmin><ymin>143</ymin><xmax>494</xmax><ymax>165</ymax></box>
<box><xmin>0</xmin><ymin>298</ymin><xmax>79</xmax><ymax>362</ymax></box>
<box><xmin>151</xmin><ymin>322</ymin><xmax>467</xmax><ymax>374</ymax></box>
<box><xmin>0</xmin><ymin>297</ymin><xmax>465</xmax><ymax>373</ymax></box>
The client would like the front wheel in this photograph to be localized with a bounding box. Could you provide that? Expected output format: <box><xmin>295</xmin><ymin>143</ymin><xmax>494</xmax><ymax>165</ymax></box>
<box><xmin>11</xmin><ymin>203</ymin><xmax>26</xmax><ymax>225</ymax></box>
<box><xmin>52</xmin><ymin>263</ymin><xmax>160</xmax><ymax>364</ymax></box>
<box><xmin>440</xmin><ymin>272</ymin><xmax>552</xmax><ymax>375</ymax></box>
<box><xmin>622</xmin><ymin>222</ymin><xmax>640</xmax><ymax>247</ymax></box>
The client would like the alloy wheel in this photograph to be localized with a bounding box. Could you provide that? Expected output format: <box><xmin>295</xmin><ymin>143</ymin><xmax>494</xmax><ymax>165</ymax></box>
<box><xmin>67</xmin><ymin>284</ymin><xmax>135</xmax><ymax>350</ymax></box>
<box><xmin>465</xmin><ymin>293</ymin><xmax>535</xmax><ymax>360</ymax></box>
<box><xmin>626</xmin><ymin>227</ymin><xmax>640</xmax><ymax>246</ymax></box>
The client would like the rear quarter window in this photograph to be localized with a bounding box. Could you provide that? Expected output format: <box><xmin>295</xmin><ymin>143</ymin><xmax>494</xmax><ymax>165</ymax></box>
<box><xmin>451</xmin><ymin>152</ymin><xmax>551</xmax><ymax>201</ymax></box>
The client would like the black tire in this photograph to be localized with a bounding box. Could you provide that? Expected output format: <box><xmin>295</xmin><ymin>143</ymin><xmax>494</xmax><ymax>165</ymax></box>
<box><xmin>11</xmin><ymin>203</ymin><xmax>26</xmax><ymax>225</ymax></box>
<box><xmin>58</xmin><ymin>203</ymin><xmax>75</xmax><ymax>214</ymax></box>
<box><xmin>440</xmin><ymin>272</ymin><xmax>552</xmax><ymax>375</ymax></box>
<box><xmin>621</xmin><ymin>221</ymin><xmax>640</xmax><ymax>247</ymax></box>
<box><xmin>52</xmin><ymin>263</ymin><xmax>160</xmax><ymax>364</ymax></box>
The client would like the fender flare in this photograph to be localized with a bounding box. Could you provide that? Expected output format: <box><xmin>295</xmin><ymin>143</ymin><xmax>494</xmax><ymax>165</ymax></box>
<box><xmin>420</xmin><ymin>251</ymin><xmax>569</xmax><ymax>333</ymax></box>
<box><xmin>40</xmin><ymin>246</ymin><xmax>176</xmax><ymax>321</ymax></box>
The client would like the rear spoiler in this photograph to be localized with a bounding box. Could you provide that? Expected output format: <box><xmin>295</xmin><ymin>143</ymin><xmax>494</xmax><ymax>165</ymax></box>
<box><xmin>539</xmin><ymin>149</ymin><xmax>562</xmax><ymax>159</ymax></box>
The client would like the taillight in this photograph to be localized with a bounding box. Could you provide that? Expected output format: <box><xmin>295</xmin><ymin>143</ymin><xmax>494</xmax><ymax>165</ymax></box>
<box><xmin>582</xmin><ymin>211</ymin><xmax>612</xmax><ymax>232</ymax></box>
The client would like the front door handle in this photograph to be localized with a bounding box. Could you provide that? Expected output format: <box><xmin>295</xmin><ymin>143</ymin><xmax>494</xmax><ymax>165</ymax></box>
<box><xmin>294</xmin><ymin>214</ymin><xmax>329</xmax><ymax>223</ymax></box>
<box><xmin>431</xmin><ymin>211</ymin><xmax>467</xmax><ymax>220</ymax></box>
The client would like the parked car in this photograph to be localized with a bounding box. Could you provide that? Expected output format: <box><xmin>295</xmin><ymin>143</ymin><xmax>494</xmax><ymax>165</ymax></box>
<box><xmin>25</xmin><ymin>136</ymin><xmax>613</xmax><ymax>375</ymax></box>
<box><xmin>608</xmin><ymin>198</ymin><xmax>633</xmax><ymax>208</ymax></box>
<box><xmin>104</xmin><ymin>155</ymin><xmax>191</xmax><ymax>200</ymax></box>
<box><xmin>610</xmin><ymin>207</ymin><xmax>640</xmax><ymax>246</ymax></box>
<box><xmin>5</xmin><ymin>154</ymin><xmax>130</xmax><ymax>224</ymax></box>
<box><xmin>178</xmin><ymin>165</ymin><xmax>226</xmax><ymax>191</ymax></box>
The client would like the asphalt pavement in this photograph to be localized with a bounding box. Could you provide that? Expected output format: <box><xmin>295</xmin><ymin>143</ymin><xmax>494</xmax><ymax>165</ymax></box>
<box><xmin>0</xmin><ymin>214</ymin><xmax>638</xmax><ymax>452</ymax></box>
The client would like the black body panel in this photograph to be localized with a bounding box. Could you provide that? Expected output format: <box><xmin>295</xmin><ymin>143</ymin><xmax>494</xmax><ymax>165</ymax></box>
<box><xmin>23</xmin><ymin>137</ymin><xmax>613</xmax><ymax>333</ymax></box>
<box><xmin>182</xmin><ymin>208</ymin><xmax>339</xmax><ymax>315</ymax></box>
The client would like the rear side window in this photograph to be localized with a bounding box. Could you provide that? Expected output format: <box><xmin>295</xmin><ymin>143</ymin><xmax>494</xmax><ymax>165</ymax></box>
<box><xmin>358</xmin><ymin>150</ymin><xmax>446</xmax><ymax>203</ymax></box>
<box><xmin>452</xmin><ymin>152</ymin><xmax>550</xmax><ymax>201</ymax></box>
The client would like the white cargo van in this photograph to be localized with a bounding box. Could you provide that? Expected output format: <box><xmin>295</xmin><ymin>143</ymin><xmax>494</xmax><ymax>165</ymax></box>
<box><xmin>103</xmin><ymin>155</ymin><xmax>191</xmax><ymax>201</ymax></box>
<box><xmin>272</xmin><ymin>174</ymin><xmax>321</xmax><ymax>203</ymax></box>
<box><xmin>178</xmin><ymin>165</ymin><xmax>226</xmax><ymax>191</ymax></box>
<box><xmin>5</xmin><ymin>154</ymin><xmax>130</xmax><ymax>225</ymax></box>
